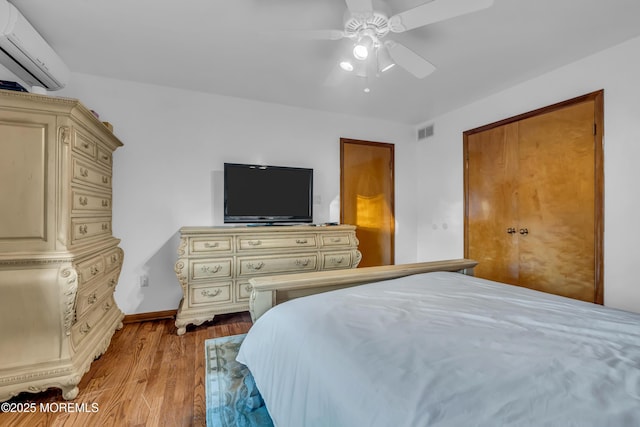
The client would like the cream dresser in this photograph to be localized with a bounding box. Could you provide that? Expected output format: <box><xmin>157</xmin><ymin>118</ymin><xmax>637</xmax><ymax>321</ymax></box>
<box><xmin>0</xmin><ymin>90</ymin><xmax>124</xmax><ymax>401</ymax></box>
<box><xmin>174</xmin><ymin>225</ymin><xmax>361</xmax><ymax>334</ymax></box>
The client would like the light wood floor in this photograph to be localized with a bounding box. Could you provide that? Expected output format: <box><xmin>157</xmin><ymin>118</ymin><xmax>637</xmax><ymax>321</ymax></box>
<box><xmin>0</xmin><ymin>312</ymin><xmax>253</xmax><ymax>427</ymax></box>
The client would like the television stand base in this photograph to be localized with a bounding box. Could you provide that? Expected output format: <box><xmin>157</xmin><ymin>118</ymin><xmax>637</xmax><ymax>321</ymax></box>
<box><xmin>174</xmin><ymin>224</ymin><xmax>361</xmax><ymax>334</ymax></box>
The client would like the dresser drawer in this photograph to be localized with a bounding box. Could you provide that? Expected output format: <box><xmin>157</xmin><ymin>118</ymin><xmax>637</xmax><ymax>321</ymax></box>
<box><xmin>238</xmin><ymin>254</ymin><xmax>317</xmax><ymax>277</ymax></box>
<box><xmin>71</xmin><ymin>295</ymin><xmax>115</xmax><ymax>349</ymax></box>
<box><xmin>237</xmin><ymin>234</ymin><xmax>317</xmax><ymax>251</ymax></box>
<box><xmin>189</xmin><ymin>282</ymin><xmax>233</xmax><ymax>306</ymax></box>
<box><xmin>76</xmin><ymin>253</ymin><xmax>106</xmax><ymax>285</ymax></box>
<box><xmin>75</xmin><ymin>276</ymin><xmax>113</xmax><ymax>319</ymax></box>
<box><xmin>104</xmin><ymin>268</ymin><xmax>121</xmax><ymax>291</ymax></box>
<box><xmin>72</xmin><ymin>130</ymin><xmax>97</xmax><ymax>159</ymax></box>
<box><xmin>104</xmin><ymin>247</ymin><xmax>123</xmax><ymax>273</ymax></box>
<box><xmin>72</xmin><ymin>188</ymin><xmax>111</xmax><ymax>213</ymax></box>
<box><xmin>320</xmin><ymin>234</ymin><xmax>353</xmax><ymax>247</ymax></box>
<box><xmin>97</xmin><ymin>146</ymin><xmax>112</xmax><ymax>168</ymax></box>
<box><xmin>76</xmin><ymin>250</ymin><xmax>121</xmax><ymax>316</ymax></box>
<box><xmin>190</xmin><ymin>237</ymin><xmax>233</xmax><ymax>255</ymax></box>
<box><xmin>321</xmin><ymin>251</ymin><xmax>356</xmax><ymax>270</ymax></box>
<box><xmin>237</xmin><ymin>280</ymin><xmax>253</xmax><ymax>301</ymax></box>
<box><xmin>72</xmin><ymin>157</ymin><xmax>112</xmax><ymax>190</ymax></box>
<box><xmin>71</xmin><ymin>217</ymin><xmax>111</xmax><ymax>244</ymax></box>
<box><xmin>190</xmin><ymin>258</ymin><xmax>233</xmax><ymax>281</ymax></box>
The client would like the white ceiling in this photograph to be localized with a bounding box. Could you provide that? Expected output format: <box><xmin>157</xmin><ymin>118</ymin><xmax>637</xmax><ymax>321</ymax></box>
<box><xmin>11</xmin><ymin>0</ymin><xmax>640</xmax><ymax>124</ymax></box>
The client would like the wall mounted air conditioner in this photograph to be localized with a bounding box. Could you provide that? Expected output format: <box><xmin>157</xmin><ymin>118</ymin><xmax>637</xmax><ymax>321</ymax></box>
<box><xmin>0</xmin><ymin>0</ymin><xmax>69</xmax><ymax>90</ymax></box>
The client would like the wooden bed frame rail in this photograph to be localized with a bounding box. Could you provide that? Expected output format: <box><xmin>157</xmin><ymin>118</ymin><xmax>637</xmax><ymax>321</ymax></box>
<box><xmin>248</xmin><ymin>258</ymin><xmax>478</xmax><ymax>321</ymax></box>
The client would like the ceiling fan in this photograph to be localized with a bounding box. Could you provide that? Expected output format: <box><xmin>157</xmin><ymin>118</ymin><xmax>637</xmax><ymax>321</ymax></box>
<box><xmin>309</xmin><ymin>0</ymin><xmax>494</xmax><ymax>81</ymax></box>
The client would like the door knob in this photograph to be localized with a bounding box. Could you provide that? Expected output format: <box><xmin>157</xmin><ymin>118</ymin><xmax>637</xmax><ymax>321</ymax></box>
<box><xmin>519</xmin><ymin>228</ymin><xmax>529</xmax><ymax>235</ymax></box>
<box><xmin>507</xmin><ymin>227</ymin><xmax>516</xmax><ymax>234</ymax></box>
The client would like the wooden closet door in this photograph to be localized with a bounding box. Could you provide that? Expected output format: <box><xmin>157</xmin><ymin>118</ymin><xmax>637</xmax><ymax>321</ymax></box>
<box><xmin>465</xmin><ymin>91</ymin><xmax>602</xmax><ymax>303</ymax></box>
<box><xmin>466</xmin><ymin>123</ymin><xmax>520</xmax><ymax>285</ymax></box>
<box><xmin>517</xmin><ymin>100</ymin><xmax>596</xmax><ymax>301</ymax></box>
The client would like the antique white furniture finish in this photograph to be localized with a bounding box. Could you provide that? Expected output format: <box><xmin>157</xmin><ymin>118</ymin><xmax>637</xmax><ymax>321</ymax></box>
<box><xmin>248</xmin><ymin>259</ymin><xmax>478</xmax><ymax>321</ymax></box>
<box><xmin>174</xmin><ymin>225</ymin><xmax>361</xmax><ymax>334</ymax></box>
<box><xmin>0</xmin><ymin>90</ymin><xmax>124</xmax><ymax>401</ymax></box>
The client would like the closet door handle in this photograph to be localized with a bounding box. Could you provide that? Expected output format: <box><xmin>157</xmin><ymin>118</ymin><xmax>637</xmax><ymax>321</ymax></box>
<box><xmin>519</xmin><ymin>228</ymin><xmax>529</xmax><ymax>235</ymax></box>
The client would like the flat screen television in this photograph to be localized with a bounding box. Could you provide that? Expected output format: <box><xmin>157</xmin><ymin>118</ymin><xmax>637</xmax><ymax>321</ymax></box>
<box><xmin>224</xmin><ymin>163</ymin><xmax>313</xmax><ymax>224</ymax></box>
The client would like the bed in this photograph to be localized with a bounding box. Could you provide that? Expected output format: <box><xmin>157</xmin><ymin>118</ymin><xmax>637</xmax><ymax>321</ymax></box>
<box><xmin>237</xmin><ymin>259</ymin><xmax>640</xmax><ymax>427</ymax></box>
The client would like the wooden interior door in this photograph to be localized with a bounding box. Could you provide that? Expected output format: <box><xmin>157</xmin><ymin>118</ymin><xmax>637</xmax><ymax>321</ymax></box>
<box><xmin>341</xmin><ymin>138</ymin><xmax>395</xmax><ymax>267</ymax></box>
<box><xmin>465</xmin><ymin>91</ymin><xmax>603</xmax><ymax>303</ymax></box>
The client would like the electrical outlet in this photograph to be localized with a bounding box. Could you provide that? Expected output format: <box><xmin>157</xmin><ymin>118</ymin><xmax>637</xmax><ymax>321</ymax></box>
<box><xmin>140</xmin><ymin>275</ymin><xmax>149</xmax><ymax>287</ymax></box>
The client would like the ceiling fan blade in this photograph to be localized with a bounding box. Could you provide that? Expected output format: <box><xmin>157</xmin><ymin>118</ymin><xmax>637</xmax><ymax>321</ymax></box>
<box><xmin>389</xmin><ymin>0</ymin><xmax>493</xmax><ymax>33</ymax></box>
<box><xmin>385</xmin><ymin>41</ymin><xmax>436</xmax><ymax>79</ymax></box>
<box><xmin>345</xmin><ymin>0</ymin><xmax>373</xmax><ymax>14</ymax></box>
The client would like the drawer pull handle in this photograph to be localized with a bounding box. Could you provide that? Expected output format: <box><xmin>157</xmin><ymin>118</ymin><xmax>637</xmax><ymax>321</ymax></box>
<box><xmin>79</xmin><ymin>323</ymin><xmax>92</xmax><ymax>334</ymax></box>
<box><xmin>331</xmin><ymin>238</ymin><xmax>343</xmax><ymax>243</ymax></box>
<box><xmin>248</xmin><ymin>240</ymin><xmax>262</xmax><ymax>246</ymax></box>
<box><xmin>79</xmin><ymin>224</ymin><xmax>88</xmax><ymax>235</ymax></box>
<box><xmin>102</xmin><ymin>199</ymin><xmax>109</xmax><ymax>207</ymax></box>
<box><xmin>103</xmin><ymin>301</ymin><xmax>112</xmax><ymax>311</ymax></box>
<box><xmin>80</xmin><ymin>168</ymin><xmax>89</xmax><ymax>177</ymax></box>
<box><xmin>82</xmin><ymin>142</ymin><xmax>90</xmax><ymax>149</ymax></box>
<box><xmin>111</xmin><ymin>254</ymin><xmax>118</xmax><ymax>262</ymax></box>
<box><xmin>109</xmin><ymin>278</ymin><xmax>117</xmax><ymax>287</ymax></box>
<box><xmin>90</xmin><ymin>266</ymin><xmax>100</xmax><ymax>275</ymax></box>
<box><xmin>245</xmin><ymin>285</ymin><xmax>252</xmax><ymax>292</ymax></box>
<box><xmin>102</xmin><ymin>176</ymin><xmax>109</xmax><ymax>184</ymax></box>
<box><xmin>88</xmin><ymin>293</ymin><xmax>97</xmax><ymax>304</ymax></box>
<box><xmin>201</xmin><ymin>265</ymin><xmax>222</xmax><ymax>274</ymax></box>
<box><xmin>204</xmin><ymin>242</ymin><xmax>220</xmax><ymax>248</ymax></box>
<box><xmin>201</xmin><ymin>289</ymin><xmax>222</xmax><ymax>298</ymax></box>
<box><xmin>102</xmin><ymin>223</ymin><xmax>109</xmax><ymax>231</ymax></box>
<box><xmin>79</xmin><ymin>196</ymin><xmax>88</xmax><ymax>206</ymax></box>
<box><xmin>102</xmin><ymin>155</ymin><xmax>110</xmax><ymax>161</ymax></box>
<box><xmin>296</xmin><ymin>258</ymin><xmax>310</xmax><ymax>267</ymax></box>
<box><xmin>247</xmin><ymin>262</ymin><xmax>264</xmax><ymax>271</ymax></box>
<box><xmin>295</xmin><ymin>239</ymin><xmax>308</xmax><ymax>244</ymax></box>
<box><xmin>330</xmin><ymin>256</ymin><xmax>344</xmax><ymax>264</ymax></box>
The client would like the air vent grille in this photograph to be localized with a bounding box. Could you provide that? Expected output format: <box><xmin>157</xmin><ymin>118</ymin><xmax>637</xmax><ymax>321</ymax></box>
<box><xmin>418</xmin><ymin>124</ymin><xmax>434</xmax><ymax>140</ymax></box>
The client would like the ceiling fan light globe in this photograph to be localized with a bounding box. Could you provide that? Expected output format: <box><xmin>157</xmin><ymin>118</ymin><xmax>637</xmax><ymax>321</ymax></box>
<box><xmin>340</xmin><ymin>61</ymin><xmax>354</xmax><ymax>71</ymax></box>
<box><xmin>353</xmin><ymin>44</ymin><xmax>369</xmax><ymax>60</ymax></box>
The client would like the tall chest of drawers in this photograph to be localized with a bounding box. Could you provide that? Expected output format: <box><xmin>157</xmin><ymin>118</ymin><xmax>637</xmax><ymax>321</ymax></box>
<box><xmin>0</xmin><ymin>90</ymin><xmax>124</xmax><ymax>401</ymax></box>
<box><xmin>174</xmin><ymin>225</ymin><xmax>361</xmax><ymax>335</ymax></box>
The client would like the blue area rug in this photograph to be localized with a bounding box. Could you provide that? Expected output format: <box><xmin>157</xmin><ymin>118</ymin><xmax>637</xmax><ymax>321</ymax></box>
<box><xmin>205</xmin><ymin>334</ymin><xmax>274</xmax><ymax>427</ymax></box>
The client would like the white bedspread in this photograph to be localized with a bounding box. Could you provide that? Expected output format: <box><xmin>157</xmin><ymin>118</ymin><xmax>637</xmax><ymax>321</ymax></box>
<box><xmin>236</xmin><ymin>272</ymin><xmax>640</xmax><ymax>427</ymax></box>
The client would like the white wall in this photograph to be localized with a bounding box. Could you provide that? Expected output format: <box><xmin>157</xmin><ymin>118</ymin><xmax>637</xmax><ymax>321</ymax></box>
<box><xmin>415</xmin><ymin>35</ymin><xmax>640</xmax><ymax>314</ymax></box>
<box><xmin>57</xmin><ymin>74</ymin><xmax>417</xmax><ymax>314</ymax></box>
